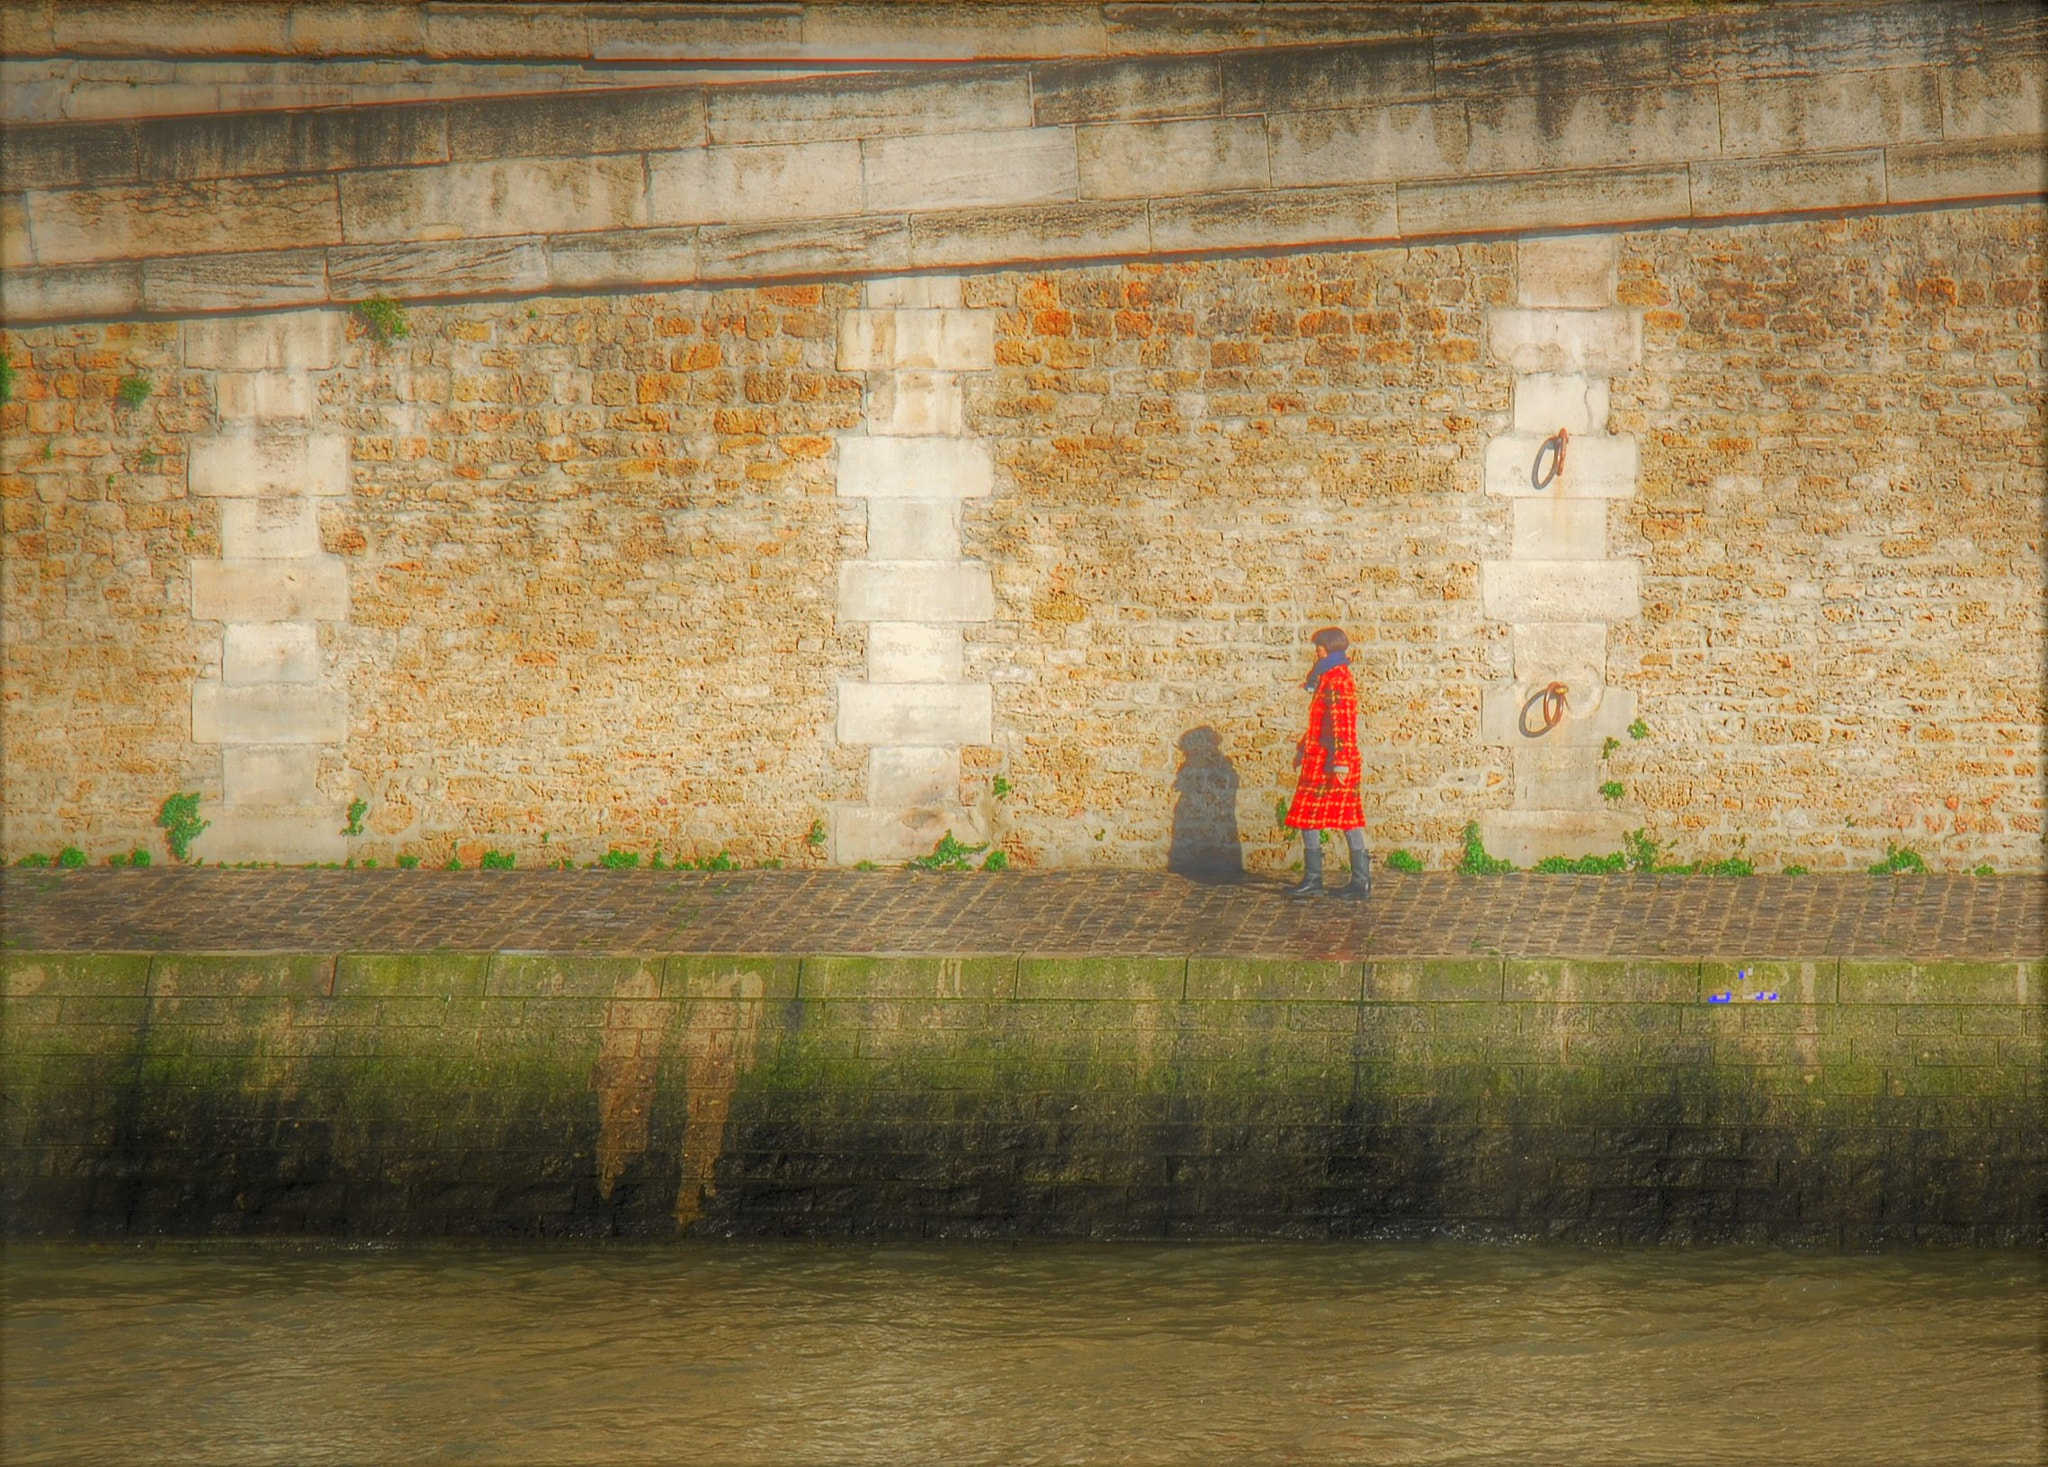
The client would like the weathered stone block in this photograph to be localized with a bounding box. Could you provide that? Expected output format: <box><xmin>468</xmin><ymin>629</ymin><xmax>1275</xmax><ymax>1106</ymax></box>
<box><xmin>547</xmin><ymin>227</ymin><xmax>698</xmax><ymax>290</ymax></box>
<box><xmin>1361</xmin><ymin>959</ymin><xmax>1504</xmax><ymax>1003</ymax></box>
<box><xmin>222</xmin><ymin>744</ymin><xmax>319</xmax><ymax>805</ymax></box>
<box><xmin>647</xmin><ymin>141</ymin><xmax>863</xmax><ymax>226</ymax></box>
<box><xmin>1267</xmin><ymin>102</ymin><xmax>1467</xmax><ymax>187</ymax></box>
<box><xmin>831</xmin><ymin>801</ymin><xmax>989</xmax><ymax>864</ymax></box>
<box><xmin>328</xmin><ymin>238</ymin><xmax>549</xmax><ymax>297</ymax></box>
<box><xmin>1511</xmin><ymin>622</ymin><xmax>1607</xmax><ymax>687</ymax></box>
<box><xmin>838</xmin><ymin>309</ymin><xmax>995</xmax><ymax>371</ymax></box>
<box><xmin>1720</xmin><ymin>68</ymin><xmax>1942</xmax><ymax>158</ymax></box>
<box><xmin>1147</xmin><ymin>182</ymin><xmax>1396</xmax><ymax>253</ymax></box>
<box><xmin>0</xmin><ymin>261</ymin><xmax>141</xmax><ymax>321</ymax></box>
<box><xmin>1885</xmin><ymin>137</ymin><xmax>2048</xmax><ymax>204</ymax></box>
<box><xmin>1017</xmin><ymin>956</ymin><xmax>1186</xmax><ymax>1002</ymax></box>
<box><xmin>838</xmin><ymin>561</ymin><xmax>994</xmax><ymax>623</ymax></box>
<box><xmin>1489</xmin><ymin>308</ymin><xmax>1642</xmax><ymax>375</ymax></box>
<box><xmin>223</xmin><ymin>622</ymin><xmax>319</xmax><ymax>686</ymax></box>
<box><xmin>190</xmin><ymin>433</ymin><xmax>348</xmax><ymax>497</ymax></box>
<box><xmin>1517</xmin><ymin>235</ymin><xmax>1618</xmax><ymax>309</ymax></box>
<box><xmin>866</xmin><ymin>371</ymin><xmax>965</xmax><ymax>436</ymax></box>
<box><xmin>698</xmin><ymin>213</ymin><xmax>910</xmax><ymax>281</ymax></box>
<box><xmin>28</xmin><ymin>175</ymin><xmax>340</xmax><ymax>266</ymax></box>
<box><xmin>1689</xmin><ymin>151</ymin><xmax>1887</xmax><ymax>217</ymax></box>
<box><xmin>216</xmin><ymin>371</ymin><xmax>312</xmax><ymax>421</ymax></box>
<box><xmin>865</xmin><ymin>276</ymin><xmax>963</xmax><ymax>309</ymax></box>
<box><xmin>905</xmin><ymin>198</ymin><xmax>1150</xmax><ymax>269</ymax></box>
<box><xmin>1839</xmin><ymin>960</ymin><xmax>2040</xmax><ymax>1006</ymax></box>
<box><xmin>1032</xmin><ymin>54</ymin><xmax>1223</xmax><ymax>126</ymax></box>
<box><xmin>138</xmin><ymin>105</ymin><xmax>449</xmax><ymax>181</ymax></box>
<box><xmin>867</xmin><ymin>622</ymin><xmax>964</xmax><ymax>682</ymax></box>
<box><xmin>1512</xmin><ymin>372</ymin><xmax>1611</xmax><ymax>435</ymax></box>
<box><xmin>419</xmin><ymin>3</ymin><xmax>589</xmax><ymax>59</ymax></box>
<box><xmin>192</xmin><ymin>682</ymin><xmax>346</xmax><ymax>745</ymax></box>
<box><xmin>285</xmin><ymin>4</ymin><xmax>429</xmax><ymax>58</ymax></box>
<box><xmin>706</xmin><ymin>73</ymin><xmax>1033</xmax><ymax>147</ymax></box>
<box><xmin>191</xmin><ymin>558</ymin><xmax>348</xmax><ymax>623</ymax></box>
<box><xmin>1482</xmin><ymin>557</ymin><xmax>1639</xmax><ymax>624</ymax></box>
<box><xmin>1185</xmin><ymin>957</ymin><xmax>1357</xmax><ymax>1002</ymax></box>
<box><xmin>448</xmin><ymin>88</ymin><xmax>703</xmax><ymax>160</ymax></box>
<box><xmin>1510</xmin><ymin>496</ymin><xmax>1608</xmax><ymax>561</ymax></box>
<box><xmin>341</xmin><ymin>156</ymin><xmax>647</xmax><ymax>244</ymax></box>
<box><xmin>837</xmin><ymin>680</ymin><xmax>992</xmax><ymax>745</ymax></box>
<box><xmin>836</xmin><ymin>434</ymin><xmax>994</xmax><ymax>497</ymax></box>
<box><xmin>0</xmin><ymin>119</ymin><xmax>137</xmax><ymax>192</ymax></box>
<box><xmin>1479</xmin><ymin>683</ymin><xmax>1637</xmax><ymax>748</ymax></box>
<box><xmin>183</xmin><ymin>311</ymin><xmax>343</xmax><ymax>371</ymax></box>
<box><xmin>1219</xmin><ymin>40</ymin><xmax>1434</xmax><ymax>116</ymax></box>
<box><xmin>1701</xmin><ymin>960</ymin><xmax>1838</xmax><ymax>1004</ymax></box>
<box><xmin>1435</xmin><ymin>28</ymin><xmax>1674</xmax><ymax>97</ymax></box>
<box><xmin>1077</xmin><ymin>116</ymin><xmax>1268</xmax><ymax>199</ymax></box>
<box><xmin>1467</xmin><ymin>84</ymin><xmax>1722</xmax><ymax>177</ymax></box>
<box><xmin>332</xmin><ymin>953</ymin><xmax>491</xmax><ymax>999</ymax></box>
<box><xmin>486</xmin><ymin>955</ymin><xmax>660</xmax><ymax>1000</ymax></box>
<box><xmin>219</xmin><ymin>497</ymin><xmax>319</xmax><ymax>558</ymax></box>
<box><xmin>1940</xmin><ymin>62</ymin><xmax>2047</xmax><ymax>143</ymax></box>
<box><xmin>1485</xmin><ymin>432</ymin><xmax>1637</xmax><ymax>498</ymax></box>
<box><xmin>806</xmin><ymin>5</ymin><xmax>1105</xmax><ymax>60</ymax></box>
<box><xmin>663</xmin><ymin>955</ymin><xmax>801</xmax><ymax>1002</ymax></box>
<box><xmin>865</xmin><ymin>498</ymin><xmax>962</xmax><ymax>560</ymax></box>
<box><xmin>862</xmin><ymin>127</ymin><xmax>1079</xmax><ymax>212</ymax></box>
<box><xmin>143</xmin><ymin>250</ymin><xmax>329</xmax><ymax>314</ymax></box>
<box><xmin>1513</xmin><ymin>742</ymin><xmax>1606</xmax><ymax>812</ymax></box>
<box><xmin>148</xmin><ymin>953</ymin><xmax>332</xmax><ymax>1001</ymax></box>
<box><xmin>1399</xmin><ymin>166</ymin><xmax>1692</xmax><ymax>238</ymax></box>
<box><xmin>0</xmin><ymin>953</ymin><xmax>152</xmax><ymax>1001</ymax></box>
<box><xmin>868</xmin><ymin>745</ymin><xmax>958</xmax><ymax>806</ymax></box>
<box><xmin>801</xmin><ymin>955</ymin><xmax>1016</xmax><ymax>1001</ymax></box>
<box><xmin>1</xmin><ymin>193</ymin><xmax>34</xmax><ymax>272</ymax></box>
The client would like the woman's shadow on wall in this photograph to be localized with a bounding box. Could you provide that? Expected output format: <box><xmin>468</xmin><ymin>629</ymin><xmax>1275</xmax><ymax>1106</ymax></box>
<box><xmin>1169</xmin><ymin>726</ymin><xmax>1245</xmax><ymax>883</ymax></box>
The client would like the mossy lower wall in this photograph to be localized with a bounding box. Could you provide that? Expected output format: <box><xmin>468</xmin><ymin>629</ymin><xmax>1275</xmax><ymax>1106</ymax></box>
<box><xmin>2</xmin><ymin>952</ymin><xmax>2040</xmax><ymax>1245</ymax></box>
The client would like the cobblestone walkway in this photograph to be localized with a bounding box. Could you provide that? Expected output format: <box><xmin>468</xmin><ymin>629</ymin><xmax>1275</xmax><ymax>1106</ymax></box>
<box><xmin>3</xmin><ymin>870</ymin><xmax>2040</xmax><ymax>959</ymax></box>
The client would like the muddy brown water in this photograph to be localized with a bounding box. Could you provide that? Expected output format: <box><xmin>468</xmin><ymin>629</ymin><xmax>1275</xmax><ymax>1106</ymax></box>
<box><xmin>3</xmin><ymin>1241</ymin><xmax>2040</xmax><ymax>1464</ymax></box>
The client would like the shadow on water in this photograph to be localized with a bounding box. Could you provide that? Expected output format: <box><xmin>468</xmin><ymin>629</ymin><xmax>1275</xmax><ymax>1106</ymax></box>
<box><xmin>1168</xmin><ymin>726</ymin><xmax>1244</xmax><ymax>883</ymax></box>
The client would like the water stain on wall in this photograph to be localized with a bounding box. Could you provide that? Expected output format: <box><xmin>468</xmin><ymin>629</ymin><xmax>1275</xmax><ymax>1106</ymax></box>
<box><xmin>675</xmin><ymin>968</ymin><xmax>766</xmax><ymax>1228</ymax></box>
<box><xmin>590</xmin><ymin>962</ymin><xmax>669</xmax><ymax>1202</ymax></box>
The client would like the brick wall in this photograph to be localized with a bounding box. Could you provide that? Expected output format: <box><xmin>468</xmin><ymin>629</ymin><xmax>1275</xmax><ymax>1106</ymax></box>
<box><xmin>2</xmin><ymin>207</ymin><xmax>2042</xmax><ymax>871</ymax></box>
<box><xmin>3</xmin><ymin>949</ymin><xmax>2039</xmax><ymax>1243</ymax></box>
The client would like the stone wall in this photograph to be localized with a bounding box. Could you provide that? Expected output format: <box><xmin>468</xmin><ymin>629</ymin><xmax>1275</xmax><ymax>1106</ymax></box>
<box><xmin>3</xmin><ymin>948</ymin><xmax>2039</xmax><ymax>1243</ymax></box>
<box><xmin>2</xmin><ymin>206</ymin><xmax>2041</xmax><ymax>871</ymax></box>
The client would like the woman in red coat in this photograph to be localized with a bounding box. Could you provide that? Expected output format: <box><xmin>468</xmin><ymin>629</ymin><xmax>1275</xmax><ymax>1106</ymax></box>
<box><xmin>1285</xmin><ymin>626</ymin><xmax>1370</xmax><ymax>899</ymax></box>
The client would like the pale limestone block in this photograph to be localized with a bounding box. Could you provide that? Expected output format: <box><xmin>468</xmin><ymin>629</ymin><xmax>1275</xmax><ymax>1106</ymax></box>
<box><xmin>220</xmin><ymin>497</ymin><xmax>319</xmax><ymax>558</ymax></box>
<box><xmin>27</xmin><ymin>175</ymin><xmax>340</xmax><ymax>266</ymax></box>
<box><xmin>1517</xmin><ymin>235</ymin><xmax>1617</xmax><ymax>309</ymax></box>
<box><xmin>1484</xmin><ymin>432</ymin><xmax>1637</xmax><ymax>498</ymax></box>
<box><xmin>0</xmin><ymin>261</ymin><xmax>141</xmax><ymax>321</ymax></box>
<box><xmin>1719</xmin><ymin>68</ymin><xmax>1941</xmax><ymax>158</ymax></box>
<box><xmin>1396</xmin><ymin>166</ymin><xmax>1691</xmax><ymax>238</ymax></box>
<box><xmin>190</xmin><ymin>433</ymin><xmax>349</xmax><ymax>497</ymax></box>
<box><xmin>1510</xmin><ymin>498</ymin><xmax>1608</xmax><ymax>561</ymax></box>
<box><xmin>222</xmin><ymin>745</ymin><xmax>320</xmax><ymax>806</ymax></box>
<box><xmin>837</xmin><ymin>309</ymin><xmax>995</xmax><ymax>371</ymax></box>
<box><xmin>1489</xmin><ymin>309</ymin><xmax>1641</xmax><ymax>376</ymax></box>
<box><xmin>831</xmin><ymin>801</ymin><xmax>989</xmax><ymax>866</ymax></box>
<box><xmin>1</xmin><ymin>193</ymin><xmax>32</xmax><ymax>271</ymax></box>
<box><xmin>646</xmin><ymin>141</ymin><xmax>862</xmax><ymax>226</ymax></box>
<box><xmin>1886</xmin><ymin>136</ymin><xmax>2047</xmax><ymax>204</ymax></box>
<box><xmin>1465</xmin><ymin>84</ymin><xmax>1722</xmax><ymax>176</ymax></box>
<box><xmin>1266</xmin><ymin>102</ymin><xmax>1467</xmax><ymax>187</ymax></box>
<box><xmin>216</xmin><ymin>372</ymin><xmax>311</xmax><ymax>421</ymax></box>
<box><xmin>591</xmin><ymin>8</ymin><xmax>800</xmax><ymax>59</ymax></box>
<box><xmin>905</xmin><ymin>198</ymin><xmax>1150</xmax><ymax>269</ymax></box>
<box><xmin>1147</xmin><ymin>183</ymin><xmax>1396</xmax><ymax>253</ymax></box>
<box><xmin>54</xmin><ymin>2</ymin><xmax>288</xmax><ymax>54</ymax></box>
<box><xmin>1512</xmin><ymin>622</ymin><xmax>1608</xmax><ymax>687</ymax></box>
<box><xmin>837</xmin><ymin>680</ymin><xmax>993</xmax><ymax>745</ymax></box>
<box><xmin>421</xmin><ymin>4</ymin><xmax>589</xmax><ymax>59</ymax></box>
<box><xmin>1941</xmin><ymin>63</ymin><xmax>2047</xmax><ymax>142</ymax></box>
<box><xmin>191</xmin><ymin>558</ymin><xmax>348</xmax><ymax>623</ymax></box>
<box><xmin>804</xmin><ymin>5</ymin><xmax>1106</xmax><ymax>60</ymax></box>
<box><xmin>143</xmin><ymin>251</ymin><xmax>329</xmax><ymax>314</ymax></box>
<box><xmin>1479</xmin><ymin>808</ymin><xmax>1634</xmax><ymax>867</ymax></box>
<box><xmin>1512</xmin><ymin>373</ymin><xmax>1610</xmax><ymax>436</ymax></box>
<box><xmin>1076</xmin><ymin>116</ymin><xmax>1268</xmax><ymax>199</ymax></box>
<box><xmin>192</xmin><ymin>683</ymin><xmax>347</xmax><ymax>745</ymax></box>
<box><xmin>63</xmin><ymin>83</ymin><xmax>221</xmax><ymax>122</ymax></box>
<box><xmin>1689</xmin><ymin>151</ymin><xmax>1887</xmax><ymax>217</ymax></box>
<box><xmin>285</xmin><ymin>4</ymin><xmax>428</xmax><ymax>57</ymax></box>
<box><xmin>1479</xmin><ymin>683</ymin><xmax>1636</xmax><ymax>749</ymax></box>
<box><xmin>195</xmin><ymin>808</ymin><xmax>350</xmax><ymax>865</ymax></box>
<box><xmin>865</xmin><ymin>499</ymin><xmax>962</xmax><ymax>560</ymax></box>
<box><xmin>862</xmin><ymin>127</ymin><xmax>1079</xmax><ymax>212</ymax></box>
<box><xmin>868</xmin><ymin>746</ymin><xmax>959</xmax><ymax>807</ymax></box>
<box><xmin>865</xmin><ymin>276</ymin><xmax>963</xmax><ymax>309</ymax></box>
<box><xmin>836</xmin><ymin>434</ymin><xmax>994</xmax><ymax>498</ymax></box>
<box><xmin>340</xmin><ymin>156</ymin><xmax>647</xmax><ymax>243</ymax></box>
<box><xmin>1513</xmin><ymin>743</ymin><xmax>1607</xmax><ymax>812</ymax></box>
<box><xmin>329</xmin><ymin>238</ymin><xmax>551</xmax><ymax>297</ymax></box>
<box><xmin>184</xmin><ymin>311</ymin><xmax>342</xmax><ymax>371</ymax></box>
<box><xmin>707</xmin><ymin>73</ymin><xmax>1033</xmax><ymax>147</ymax></box>
<box><xmin>547</xmin><ymin>227</ymin><xmax>698</xmax><ymax>289</ymax></box>
<box><xmin>868</xmin><ymin>623</ymin><xmax>965</xmax><ymax>682</ymax></box>
<box><xmin>1480</xmin><ymin>559</ymin><xmax>1640</xmax><ymax>624</ymax></box>
<box><xmin>866</xmin><ymin>371</ymin><xmax>965</xmax><ymax>436</ymax></box>
<box><xmin>0</xmin><ymin>2</ymin><xmax>53</xmax><ymax>56</ymax></box>
<box><xmin>223</xmin><ymin>622</ymin><xmax>320</xmax><ymax>686</ymax></box>
<box><xmin>1031</xmin><ymin>54</ymin><xmax>1223</xmax><ymax>127</ymax></box>
<box><xmin>698</xmin><ymin>213</ymin><xmax>911</xmax><ymax>280</ymax></box>
<box><xmin>838</xmin><ymin>560</ymin><xmax>994</xmax><ymax>623</ymax></box>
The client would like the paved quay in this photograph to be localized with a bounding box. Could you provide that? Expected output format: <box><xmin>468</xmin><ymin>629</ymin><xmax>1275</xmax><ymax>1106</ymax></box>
<box><xmin>2</xmin><ymin>870</ymin><xmax>2040</xmax><ymax>960</ymax></box>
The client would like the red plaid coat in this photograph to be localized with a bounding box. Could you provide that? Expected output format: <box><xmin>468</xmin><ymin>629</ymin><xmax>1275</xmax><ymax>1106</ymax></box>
<box><xmin>1285</xmin><ymin>661</ymin><xmax>1366</xmax><ymax>831</ymax></box>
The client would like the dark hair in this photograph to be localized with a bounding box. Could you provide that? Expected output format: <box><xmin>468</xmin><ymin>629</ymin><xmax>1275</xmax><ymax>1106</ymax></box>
<box><xmin>1311</xmin><ymin>626</ymin><xmax>1349</xmax><ymax>655</ymax></box>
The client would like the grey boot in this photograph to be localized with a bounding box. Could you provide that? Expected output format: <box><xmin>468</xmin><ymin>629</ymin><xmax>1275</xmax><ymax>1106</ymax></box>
<box><xmin>1332</xmin><ymin>831</ymin><xmax>1372</xmax><ymax>900</ymax></box>
<box><xmin>1286</xmin><ymin>832</ymin><xmax>1324</xmax><ymax>897</ymax></box>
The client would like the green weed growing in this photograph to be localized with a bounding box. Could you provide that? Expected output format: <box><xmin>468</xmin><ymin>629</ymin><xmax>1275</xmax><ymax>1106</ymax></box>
<box><xmin>909</xmin><ymin>831</ymin><xmax>988</xmax><ymax>872</ymax></box>
<box><xmin>156</xmin><ymin>791</ymin><xmax>208</xmax><ymax>864</ymax></box>
<box><xmin>1456</xmin><ymin>822</ymin><xmax>1515</xmax><ymax>875</ymax></box>
<box><xmin>1868</xmin><ymin>841</ymin><xmax>1928</xmax><ymax>874</ymax></box>
<box><xmin>352</xmin><ymin>297</ymin><xmax>410</xmax><ymax>345</ymax></box>
<box><xmin>115</xmin><ymin>374</ymin><xmax>153</xmax><ymax>409</ymax></box>
<box><xmin>1385</xmin><ymin>849</ymin><xmax>1425</xmax><ymax>872</ymax></box>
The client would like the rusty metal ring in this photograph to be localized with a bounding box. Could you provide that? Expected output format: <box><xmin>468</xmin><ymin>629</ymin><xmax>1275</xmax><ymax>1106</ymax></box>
<box><xmin>1532</xmin><ymin>427</ymin><xmax>1570</xmax><ymax>491</ymax></box>
<box><xmin>1518</xmin><ymin>680</ymin><xmax>1570</xmax><ymax>738</ymax></box>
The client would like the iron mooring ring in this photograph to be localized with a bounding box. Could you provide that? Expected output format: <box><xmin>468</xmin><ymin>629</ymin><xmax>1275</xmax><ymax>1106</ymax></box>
<box><xmin>1518</xmin><ymin>681</ymin><xmax>1570</xmax><ymax>738</ymax></box>
<box><xmin>1532</xmin><ymin>427</ymin><xmax>1570</xmax><ymax>491</ymax></box>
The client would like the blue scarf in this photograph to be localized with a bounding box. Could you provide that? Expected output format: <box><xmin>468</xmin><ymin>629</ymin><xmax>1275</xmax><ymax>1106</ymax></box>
<box><xmin>1303</xmin><ymin>650</ymin><xmax>1347</xmax><ymax>691</ymax></box>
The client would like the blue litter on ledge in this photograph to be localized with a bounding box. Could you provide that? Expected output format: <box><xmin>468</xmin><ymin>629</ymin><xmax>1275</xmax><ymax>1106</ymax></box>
<box><xmin>1709</xmin><ymin>992</ymin><xmax>1732</xmax><ymax>1003</ymax></box>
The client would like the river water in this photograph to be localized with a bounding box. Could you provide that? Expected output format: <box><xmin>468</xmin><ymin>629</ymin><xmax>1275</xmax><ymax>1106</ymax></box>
<box><xmin>3</xmin><ymin>1241</ymin><xmax>2039</xmax><ymax>1465</ymax></box>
